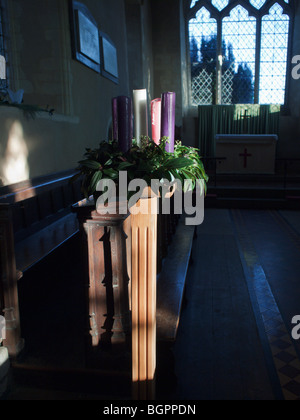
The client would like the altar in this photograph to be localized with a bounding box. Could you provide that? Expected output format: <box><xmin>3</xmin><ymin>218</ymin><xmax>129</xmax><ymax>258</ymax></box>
<box><xmin>215</xmin><ymin>134</ymin><xmax>278</xmax><ymax>174</ymax></box>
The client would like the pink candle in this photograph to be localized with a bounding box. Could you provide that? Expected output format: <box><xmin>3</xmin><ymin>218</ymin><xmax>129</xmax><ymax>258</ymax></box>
<box><xmin>151</xmin><ymin>98</ymin><xmax>161</xmax><ymax>145</ymax></box>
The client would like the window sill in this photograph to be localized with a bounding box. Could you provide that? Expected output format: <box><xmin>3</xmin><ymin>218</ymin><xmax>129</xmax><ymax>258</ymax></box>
<box><xmin>0</xmin><ymin>103</ymin><xmax>79</xmax><ymax>124</ymax></box>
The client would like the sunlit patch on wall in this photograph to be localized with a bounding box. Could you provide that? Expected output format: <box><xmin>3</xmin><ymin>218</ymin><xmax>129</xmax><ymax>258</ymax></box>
<box><xmin>1</xmin><ymin>120</ymin><xmax>29</xmax><ymax>186</ymax></box>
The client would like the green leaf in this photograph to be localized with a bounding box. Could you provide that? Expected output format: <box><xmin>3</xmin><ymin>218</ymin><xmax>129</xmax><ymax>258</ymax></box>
<box><xmin>104</xmin><ymin>158</ymin><xmax>113</xmax><ymax>166</ymax></box>
<box><xmin>103</xmin><ymin>168</ymin><xmax>119</xmax><ymax>179</ymax></box>
<box><xmin>79</xmin><ymin>160</ymin><xmax>101</xmax><ymax>170</ymax></box>
<box><xmin>90</xmin><ymin>171</ymin><xmax>103</xmax><ymax>193</ymax></box>
<box><xmin>165</xmin><ymin>157</ymin><xmax>193</xmax><ymax>170</ymax></box>
<box><xmin>118</xmin><ymin>161</ymin><xmax>135</xmax><ymax>170</ymax></box>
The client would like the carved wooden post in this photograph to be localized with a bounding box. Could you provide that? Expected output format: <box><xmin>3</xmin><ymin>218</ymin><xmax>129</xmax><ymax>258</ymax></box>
<box><xmin>131</xmin><ymin>189</ymin><xmax>158</xmax><ymax>400</ymax></box>
<box><xmin>157</xmin><ymin>210</ymin><xmax>163</xmax><ymax>274</ymax></box>
<box><xmin>73</xmin><ymin>200</ymin><xmax>131</xmax><ymax>368</ymax></box>
<box><xmin>0</xmin><ymin>204</ymin><xmax>24</xmax><ymax>357</ymax></box>
<box><xmin>123</xmin><ymin>215</ymin><xmax>132</xmax><ymax>310</ymax></box>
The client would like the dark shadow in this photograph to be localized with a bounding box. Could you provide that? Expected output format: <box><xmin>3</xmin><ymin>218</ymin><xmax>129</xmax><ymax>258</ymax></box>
<box><xmin>99</xmin><ymin>227</ymin><xmax>114</xmax><ymax>348</ymax></box>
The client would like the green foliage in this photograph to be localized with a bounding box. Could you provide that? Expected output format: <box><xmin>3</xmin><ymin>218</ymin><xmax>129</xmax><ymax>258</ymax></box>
<box><xmin>72</xmin><ymin>137</ymin><xmax>209</xmax><ymax>199</ymax></box>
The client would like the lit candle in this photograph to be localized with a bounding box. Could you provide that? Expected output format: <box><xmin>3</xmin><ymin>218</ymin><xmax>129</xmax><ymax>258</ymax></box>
<box><xmin>151</xmin><ymin>98</ymin><xmax>161</xmax><ymax>145</ymax></box>
<box><xmin>133</xmin><ymin>89</ymin><xmax>148</xmax><ymax>146</ymax></box>
<box><xmin>161</xmin><ymin>92</ymin><xmax>176</xmax><ymax>153</ymax></box>
<box><xmin>112</xmin><ymin>96</ymin><xmax>133</xmax><ymax>153</ymax></box>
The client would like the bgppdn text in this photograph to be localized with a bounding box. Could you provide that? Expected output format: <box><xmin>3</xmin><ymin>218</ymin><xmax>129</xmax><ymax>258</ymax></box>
<box><xmin>103</xmin><ymin>404</ymin><xmax>196</xmax><ymax>417</ymax></box>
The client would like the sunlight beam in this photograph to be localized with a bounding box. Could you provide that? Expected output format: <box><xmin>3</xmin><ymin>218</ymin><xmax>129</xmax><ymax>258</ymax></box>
<box><xmin>2</xmin><ymin>121</ymin><xmax>29</xmax><ymax>186</ymax></box>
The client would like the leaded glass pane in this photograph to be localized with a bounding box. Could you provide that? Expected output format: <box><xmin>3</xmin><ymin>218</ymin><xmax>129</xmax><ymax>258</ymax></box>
<box><xmin>188</xmin><ymin>0</ymin><xmax>291</xmax><ymax>106</ymax></box>
<box><xmin>211</xmin><ymin>0</ymin><xmax>229</xmax><ymax>11</ymax></box>
<box><xmin>222</xmin><ymin>6</ymin><xmax>256</xmax><ymax>104</ymax></box>
<box><xmin>189</xmin><ymin>7</ymin><xmax>217</xmax><ymax>104</ymax></box>
<box><xmin>259</xmin><ymin>3</ymin><xmax>289</xmax><ymax>104</ymax></box>
<box><xmin>250</xmin><ymin>0</ymin><xmax>266</xmax><ymax>9</ymax></box>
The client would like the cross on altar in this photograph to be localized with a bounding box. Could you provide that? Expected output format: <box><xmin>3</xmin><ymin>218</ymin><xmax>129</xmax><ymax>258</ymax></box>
<box><xmin>239</xmin><ymin>148</ymin><xmax>252</xmax><ymax>168</ymax></box>
<box><xmin>216</xmin><ymin>135</ymin><xmax>278</xmax><ymax>174</ymax></box>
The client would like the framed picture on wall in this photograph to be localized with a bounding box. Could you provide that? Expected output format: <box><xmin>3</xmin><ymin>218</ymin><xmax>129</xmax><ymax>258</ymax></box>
<box><xmin>100</xmin><ymin>32</ymin><xmax>119</xmax><ymax>84</ymax></box>
<box><xmin>69</xmin><ymin>0</ymin><xmax>101</xmax><ymax>73</ymax></box>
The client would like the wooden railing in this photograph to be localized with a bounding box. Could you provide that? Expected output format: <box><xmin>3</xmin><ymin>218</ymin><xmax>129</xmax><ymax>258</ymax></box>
<box><xmin>0</xmin><ymin>170</ymin><xmax>83</xmax><ymax>357</ymax></box>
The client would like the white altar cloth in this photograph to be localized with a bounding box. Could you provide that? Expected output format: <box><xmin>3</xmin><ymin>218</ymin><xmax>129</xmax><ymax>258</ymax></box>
<box><xmin>215</xmin><ymin>134</ymin><xmax>278</xmax><ymax>174</ymax></box>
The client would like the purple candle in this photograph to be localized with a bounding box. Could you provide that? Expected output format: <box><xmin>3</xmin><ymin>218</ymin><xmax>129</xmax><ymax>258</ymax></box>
<box><xmin>117</xmin><ymin>96</ymin><xmax>133</xmax><ymax>153</ymax></box>
<box><xmin>112</xmin><ymin>97</ymin><xmax>118</xmax><ymax>141</ymax></box>
<box><xmin>161</xmin><ymin>92</ymin><xmax>176</xmax><ymax>153</ymax></box>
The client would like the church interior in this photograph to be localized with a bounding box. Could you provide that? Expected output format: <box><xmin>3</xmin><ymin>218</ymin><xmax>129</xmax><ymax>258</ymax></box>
<box><xmin>1</xmin><ymin>0</ymin><xmax>300</xmax><ymax>401</ymax></box>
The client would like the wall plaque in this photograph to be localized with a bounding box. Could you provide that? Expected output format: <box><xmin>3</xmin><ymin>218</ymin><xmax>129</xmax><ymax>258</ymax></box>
<box><xmin>69</xmin><ymin>1</ymin><xmax>101</xmax><ymax>73</ymax></box>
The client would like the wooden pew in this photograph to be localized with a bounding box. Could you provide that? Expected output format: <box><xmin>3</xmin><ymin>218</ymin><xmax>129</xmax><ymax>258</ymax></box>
<box><xmin>0</xmin><ymin>170</ymin><xmax>83</xmax><ymax>357</ymax></box>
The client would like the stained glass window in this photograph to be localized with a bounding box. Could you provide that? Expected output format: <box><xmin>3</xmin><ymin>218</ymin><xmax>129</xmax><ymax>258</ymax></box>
<box><xmin>188</xmin><ymin>0</ymin><xmax>293</xmax><ymax>106</ymax></box>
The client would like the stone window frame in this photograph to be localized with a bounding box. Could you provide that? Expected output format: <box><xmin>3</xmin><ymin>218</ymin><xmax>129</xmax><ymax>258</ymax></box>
<box><xmin>185</xmin><ymin>0</ymin><xmax>295</xmax><ymax>107</ymax></box>
<box><xmin>0</xmin><ymin>0</ymin><xmax>10</xmax><ymax>92</ymax></box>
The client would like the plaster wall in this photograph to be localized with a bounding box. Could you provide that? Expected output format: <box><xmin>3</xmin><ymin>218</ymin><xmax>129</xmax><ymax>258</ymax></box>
<box><xmin>151</xmin><ymin>0</ymin><xmax>183</xmax><ymax>127</ymax></box>
<box><xmin>0</xmin><ymin>0</ymin><xmax>132</xmax><ymax>186</ymax></box>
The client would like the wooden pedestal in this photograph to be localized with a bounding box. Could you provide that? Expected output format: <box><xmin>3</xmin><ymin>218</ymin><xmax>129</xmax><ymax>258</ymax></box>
<box><xmin>73</xmin><ymin>201</ymin><xmax>131</xmax><ymax>368</ymax></box>
<box><xmin>74</xmin><ymin>192</ymin><xmax>158</xmax><ymax>400</ymax></box>
<box><xmin>131</xmin><ymin>193</ymin><xmax>158</xmax><ymax>400</ymax></box>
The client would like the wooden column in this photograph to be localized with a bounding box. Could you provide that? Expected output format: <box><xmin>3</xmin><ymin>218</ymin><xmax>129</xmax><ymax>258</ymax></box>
<box><xmin>73</xmin><ymin>201</ymin><xmax>131</xmax><ymax>368</ymax></box>
<box><xmin>0</xmin><ymin>204</ymin><xmax>24</xmax><ymax>357</ymax></box>
<box><xmin>123</xmin><ymin>215</ymin><xmax>132</xmax><ymax>310</ymax></box>
<box><xmin>131</xmin><ymin>190</ymin><xmax>158</xmax><ymax>400</ymax></box>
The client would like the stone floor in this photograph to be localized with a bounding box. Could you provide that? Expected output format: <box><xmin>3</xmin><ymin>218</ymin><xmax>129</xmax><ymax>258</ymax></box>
<box><xmin>4</xmin><ymin>207</ymin><xmax>300</xmax><ymax>400</ymax></box>
<box><xmin>172</xmin><ymin>208</ymin><xmax>300</xmax><ymax>400</ymax></box>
